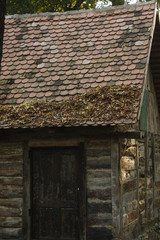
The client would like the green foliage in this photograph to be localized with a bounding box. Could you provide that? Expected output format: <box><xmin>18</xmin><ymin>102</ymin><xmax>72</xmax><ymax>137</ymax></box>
<box><xmin>7</xmin><ymin>0</ymin><xmax>33</xmax><ymax>14</ymax></box>
<box><xmin>112</xmin><ymin>0</ymin><xmax>124</xmax><ymax>5</ymax></box>
<box><xmin>6</xmin><ymin>0</ymin><xmax>125</xmax><ymax>15</ymax></box>
<box><xmin>7</xmin><ymin>0</ymin><xmax>88</xmax><ymax>14</ymax></box>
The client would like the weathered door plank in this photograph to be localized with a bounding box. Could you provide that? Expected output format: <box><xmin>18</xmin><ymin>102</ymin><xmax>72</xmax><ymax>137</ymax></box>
<box><xmin>31</xmin><ymin>148</ymin><xmax>82</xmax><ymax>240</ymax></box>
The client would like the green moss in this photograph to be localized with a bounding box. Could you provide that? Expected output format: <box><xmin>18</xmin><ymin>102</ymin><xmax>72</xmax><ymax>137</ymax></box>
<box><xmin>0</xmin><ymin>85</ymin><xmax>141</xmax><ymax>128</ymax></box>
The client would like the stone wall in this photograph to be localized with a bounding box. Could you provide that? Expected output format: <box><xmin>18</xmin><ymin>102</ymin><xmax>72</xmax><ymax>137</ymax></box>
<box><xmin>118</xmin><ymin>135</ymin><xmax>160</xmax><ymax>240</ymax></box>
<box><xmin>86</xmin><ymin>139</ymin><xmax>112</xmax><ymax>240</ymax></box>
<box><xmin>120</xmin><ymin>138</ymin><xmax>139</xmax><ymax>239</ymax></box>
<box><xmin>0</xmin><ymin>141</ymin><xmax>23</xmax><ymax>239</ymax></box>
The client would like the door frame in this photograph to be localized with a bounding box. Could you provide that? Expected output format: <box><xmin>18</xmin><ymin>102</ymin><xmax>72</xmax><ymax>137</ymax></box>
<box><xmin>23</xmin><ymin>142</ymin><xmax>86</xmax><ymax>240</ymax></box>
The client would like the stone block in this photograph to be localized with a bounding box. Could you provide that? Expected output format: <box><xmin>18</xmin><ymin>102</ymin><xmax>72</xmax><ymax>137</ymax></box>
<box><xmin>123</xmin><ymin>179</ymin><xmax>137</xmax><ymax>193</ymax></box>
<box><xmin>128</xmin><ymin>210</ymin><xmax>138</xmax><ymax>223</ymax></box>
<box><xmin>124</xmin><ymin>146</ymin><xmax>137</xmax><ymax>158</ymax></box>
<box><xmin>121</xmin><ymin>156</ymin><xmax>135</xmax><ymax>170</ymax></box>
<box><xmin>139</xmin><ymin>199</ymin><xmax>145</xmax><ymax>212</ymax></box>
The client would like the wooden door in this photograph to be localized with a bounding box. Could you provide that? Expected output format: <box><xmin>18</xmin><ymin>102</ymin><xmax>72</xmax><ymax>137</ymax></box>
<box><xmin>30</xmin><ymin>148</ymin><xmax>83</xmax><ymax>240</ymax></box>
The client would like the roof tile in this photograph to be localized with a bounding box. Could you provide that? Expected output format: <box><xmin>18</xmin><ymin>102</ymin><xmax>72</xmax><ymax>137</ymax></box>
<box><xmin>0</xmin><ymin>2</ymin><xmax>156</xmax><ymax>128</ymax></box>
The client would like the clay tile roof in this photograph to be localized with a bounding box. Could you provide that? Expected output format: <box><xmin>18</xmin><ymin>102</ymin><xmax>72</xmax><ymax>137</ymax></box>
<box><xmin>0</xmin><ymin>2</ymin><xmax>157</xmax><ymax>128</ymax></box>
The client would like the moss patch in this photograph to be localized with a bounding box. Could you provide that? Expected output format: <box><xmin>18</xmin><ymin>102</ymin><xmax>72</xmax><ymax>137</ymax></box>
<box><xmin>0</xmin><ymin>85</ymin><xmax>141</xmax><ymax>128</ymax></box>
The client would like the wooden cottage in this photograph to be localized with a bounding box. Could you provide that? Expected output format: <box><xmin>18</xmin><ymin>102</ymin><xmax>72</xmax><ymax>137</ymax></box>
<box><xmin>0</xmin><ymin>2</ymin><xmax>160</xmax><ymax>239</ymax></box>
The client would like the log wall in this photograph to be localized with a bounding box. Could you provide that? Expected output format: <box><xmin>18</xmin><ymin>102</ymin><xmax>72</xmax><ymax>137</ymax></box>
<box><xmin>0</xmin><ymin>141</ymin><xmax>23</xmax><ymax>239</ymax></box>
<box><xmin>0</xmin><ymin>132</ymin><xmax>160</xmax><ymax>240</ymax></box>
<box><xmin>86</xmin><ymin>139</ymin><xmax>112</xmax><ymax>240</ymax></box>
<box><xmin>0</xmin><ymin>137</ymin><xmax>114</xmax><ymax>240</ymax></box>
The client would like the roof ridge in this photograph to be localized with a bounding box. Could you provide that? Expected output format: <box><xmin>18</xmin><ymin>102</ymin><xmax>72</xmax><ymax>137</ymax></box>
<box><xmin>6</xmin><ymin>0</ymin><xmax>156</xmax><ymax>19</ymax></box>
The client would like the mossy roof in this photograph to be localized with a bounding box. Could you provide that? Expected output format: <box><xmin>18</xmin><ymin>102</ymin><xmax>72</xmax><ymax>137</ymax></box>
<box><xmin>0</xmin><ymin>85</ymin><xmax>141</xmax><ymax>128</ymax></box>
<box><xmin>0</xmin><ymin>2</ymin><xmax>157</xmax><ymax>128</ymax></box>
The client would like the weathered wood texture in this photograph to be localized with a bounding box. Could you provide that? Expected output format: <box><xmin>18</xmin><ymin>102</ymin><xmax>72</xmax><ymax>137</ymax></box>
<box><xmin>154</xmin><ymin>135</ymin><xmax>160</xmax><ymax>217</ymax></box>
<box><xmin>86</xmin><ymin>139</ymin><xmax>112</xmax><ymax>240</ymax></box>
<box><xmin>138</xmin><ymin>140</ymin><xmax>146</xmax><ymax>227</ymax></box>
<box><xmin>111</xmin><ymin>139</ymin><xmax>121</xmax><ymax>239</ymax></box>
<box><xmin>146</xmin><ymin>136</ymin><xmax>154</xmax><ymax>223</ymax></box>
<box><xmin>0</xmin><ymin>131</ymin><xmax>160</xmax><ymax>240</ymax></box>
<box><xmin>147</xmin><ymin>69</ymin><xmax>160</xmax><ymax>134</ymax></box>
<box><xmin>31</xmin><ymin>148</ymin><xmax>81</xmax><ymax>240</ymax></box>
<box><xmin>0</xmin><ymin>142</ymin><xmax>23</xmax><ymax>239</ymax></box>
<box><xmin>138</xmin><ymin>134</ymin><xmax>160</xmax><ymax>240</ymax></box>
